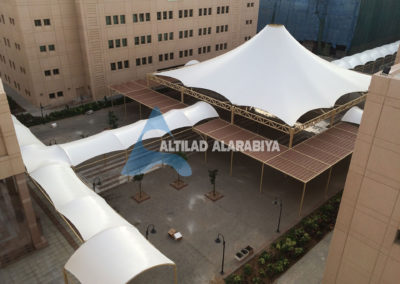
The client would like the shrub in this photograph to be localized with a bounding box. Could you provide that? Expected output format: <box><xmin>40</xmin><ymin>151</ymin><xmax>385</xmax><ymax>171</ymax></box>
<box><xmin>233</xmin><ymin>275</ymin><xmax>242</xmax><ymax>284</ymax></box>
<box><xmin>108</xmin><ymin>111</ymin><xmax>119</xmax><ymax>129</ymax></box>
<box><xmin>225</xmin><ymin>275</ymin><xmax>234</xmax><ymax>284</ymax></box>
<box><xmin>260</xmin><ymin>251</ymin><xmax>271</xmax><ymax>261</ymax></box>
<box><xmin>243</xmin><ymin>264</ymin><xmax>253</xmax><ymax>277</ymax></box>
<box><xmin>266</xmin><ymin>258</ymin><xmax>289</xmax><ymax>276</ymax></box>
<box><xmin>258</xmin><ymin>268</ymin><xmax>266</xmax><ymax>278</ymax></box>
<box><xmin>294</xmin><ymin>247</ymin><xmax>304</xmax><ymax>257</ymax></box>
<box><xmin>258</xmin><ymin>257</ymin><xmax>266</xmax><ymax>266</ymax></box>
<box><xmin>275</xmin><ymin>237</ymin><xmax>296</xmax><ymax>254</ymax></box>
<box><xmin>252</xmin><ymin>277</ymin><xmax>261</xmax><ymax>284</ymax></box>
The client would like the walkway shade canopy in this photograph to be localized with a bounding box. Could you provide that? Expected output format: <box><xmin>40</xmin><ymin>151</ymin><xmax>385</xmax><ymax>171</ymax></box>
<box><xmin>156</xmin><ymin>25</ymin><xmax>371</xmax><ymax>126</ymax></box>
<box><xmin>65</xmin><ymin>226</ymin><xmax>175</xmax><ymax>284</ymax></box>
<box><xmin>341</xmin><ymin>106</ymin><xmax>363</xmax><ymax>125</ymax></box>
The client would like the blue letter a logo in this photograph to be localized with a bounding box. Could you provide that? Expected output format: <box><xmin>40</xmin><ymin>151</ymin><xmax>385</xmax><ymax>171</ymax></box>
<box><xmin>121</xmin><ymin>107</ymin><xmax>192</xmax><ymax>177</ymax></box>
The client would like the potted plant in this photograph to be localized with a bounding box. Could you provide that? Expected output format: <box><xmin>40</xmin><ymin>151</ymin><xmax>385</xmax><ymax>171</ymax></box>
<box><xmin>170</xmin><ymin>151</ymin><xmax>189</xmax><ymax>190</ymax></box>
<box><xmin>132</xmin><ymin>174</ymin><xmax>150</xmax><ymax>203</ymax></box>
<box><xmin>205</xmin><ymin>169</ymin><xmax>223</xmax><ymax>201</ymax></box>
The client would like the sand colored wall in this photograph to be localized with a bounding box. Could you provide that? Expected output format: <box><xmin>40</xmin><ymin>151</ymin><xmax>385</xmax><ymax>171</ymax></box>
<box><xmin>0</xmin><ymin>79</ymin><xmax>25</xmax><ymax>180</ymax></box>
<box><xmin>396</xmin><ymin>46</ymin><xmax>400</xmax><ymax>64</ymax></box>
<box><xmin>0</xmin><ymin>0</ymin><xmax>259</xmax><ymax>107</ymax></box>
<box><xmin>323</xmin><ymin>65</ymin><xmax>400</xmax><ymax>283</ymax></box>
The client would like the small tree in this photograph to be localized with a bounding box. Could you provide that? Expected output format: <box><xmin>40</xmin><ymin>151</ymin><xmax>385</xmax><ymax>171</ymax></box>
<box><xmin>208</xmin><ymin>169</ymin><xmax>218</xmax><ymax>196</ymax></box>
<box><xmin>175</xmin><ymin>151</ymin><xmax>188</xmax><ymax>182</ymax></box>
<box><xmin>108</xmin><ymin>111</ymin><xmax>118</xmax><ymax>129</ymax></box>
<box><xmin>133</xmin><ymin>174</ymin><xmax>144</xmax><ymax>198</ymax></box>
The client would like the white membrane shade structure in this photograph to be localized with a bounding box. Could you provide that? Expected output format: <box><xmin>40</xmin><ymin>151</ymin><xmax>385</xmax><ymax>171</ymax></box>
<box><xmin>333</xmin><ymin>40</ymin><xmax>400</xmax><ymax>69</ymax></box>
<box><xmin>65</xmin><ymin>226</ymin><xmax>175</xmax><ymax>284</ymax></box>
<box><xmin>14</xmin><ymin>101</ymin><xmax>218</xmax><ymax>171</ymax></box>
<box><xmin>341</xmin><ymin>106</ymin><xmax>364</xmax><ymax>125</ymax></box>
<box><xmin>12</xmin><ymin>101</ymin><xmax>218</xmax><ymax>283</ymax></box>
<box><xmin>156</xmin><ymin>25</ymin><xmax>371</xmax><ymax>126</ymax></box>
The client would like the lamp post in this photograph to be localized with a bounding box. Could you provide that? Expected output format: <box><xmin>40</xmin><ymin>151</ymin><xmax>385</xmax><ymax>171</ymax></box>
<box><xmin>92</xmin><ymin>177</ymin><xmax>101</xmax><ymax>192</ymax></box>
<box><xmin>215</xmin><ymin>233</ymin><xmax>226</xmax><ymax>275</ymax></box>
<box><xmin>273</xmin><ymin>198</ymin><xmax>283</xmax><ymax>233</ymax></box>
<box><xmin>145</xmin><ymin>224</ymin><xmax>156</xmax><ymax>240</ymax></box>
<box><xmin>40</xmin><ymin>103</ymin><xmax>44</xmax><ymax>118</ymax></box>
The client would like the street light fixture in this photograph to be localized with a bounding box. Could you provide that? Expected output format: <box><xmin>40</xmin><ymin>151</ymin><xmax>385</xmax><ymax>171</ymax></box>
<box><xmin>273</xmin><ymin>198</ymin><xmax>283</xmax><ymax>233</ymax></box>
<box><xmin>145</xmin><ymin>224</ymin><xmax>156</xmax><ymax>240</ymax></box>
<box><xmin>92</xmin><ymin>177</ymin><xmax>101</xmax><ymax>192</ymax></box>
<box><xmin>215</xmin><ymin>233</ymin><xmax>226</xmax><ymax>275</ymax></box>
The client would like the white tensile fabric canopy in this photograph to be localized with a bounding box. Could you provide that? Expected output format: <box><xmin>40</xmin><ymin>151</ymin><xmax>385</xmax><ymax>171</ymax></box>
<box><xmin>341</xmin><ymin>106</ymin><xmax>364</xmax><ymax>125</ymax></box>
<box><xmin>156</xmin><ymin>24</ymin><xmax>371</xmax><ymax>126</ymax></box>
<box><xmin>13</xmin><ymin>101</ymin><xmax>218</xmax><ymax>284</ymax></box>
<box><xmin>64</xmin><ymin>226</ymin><xmax>175</xmax><ymax>284</ymax></box>
<box><xmin>14</xmin><ymin>101</ymin><xmax>218</xmax><ymax>171</ymax></box>
<box><xmin>333</xmin><ymin>40</ymin><xmax>400</xmax><ymax>70</ymax></box>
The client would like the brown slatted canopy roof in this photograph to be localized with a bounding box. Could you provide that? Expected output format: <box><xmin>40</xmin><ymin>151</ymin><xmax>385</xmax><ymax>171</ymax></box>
<box><xmin>109</xmin><ymin>80</ymin><xmax>186</xmax><ymax>113</ymax></box>
<box><xmin>194</xmin><ymin>119</ymin><xmax>358</xmax><ymax>183</ymax></box>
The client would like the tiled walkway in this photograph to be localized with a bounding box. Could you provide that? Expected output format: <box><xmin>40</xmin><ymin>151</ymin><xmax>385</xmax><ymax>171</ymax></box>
<box><xmin>0</xmin><ymin>187</ymin><xmax>79</xmax><ymax>284</ymax></box>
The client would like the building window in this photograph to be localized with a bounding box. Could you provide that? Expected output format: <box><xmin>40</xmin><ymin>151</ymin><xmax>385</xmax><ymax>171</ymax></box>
<box><xmin>141</xmin><ymin>36</ymin><xmax>145</xmax><ymax>44</ymax></box>
<box><xmin>48</xmin><ymin>44</ymin><xmax>55</xmax><ymax>51</ymax></box>
<box><xmin>159</xmin><ymin>54</ymin><xmax>163</xmax><ymax>62</ymax></box>
<box><xmin>111</xmin><ymin>63</ymin><xmax>116</xmax><ymax>70</ymax></box>
<box><xmin>116</xmin><ymin>39</ymin><xmax>121</xmax><ymax>48</ymax></box>
<box><xmin>189</xmin><ymin>9</ymin><xmax>193</xmax><ymax>17</ymax></box>
<box><xmin>120</xmin><ymin>15</ymin><xmax>125</xmax><ymax>24</ymax></box>
<box><xmin>163</xmin><ymin>11</ymin><xmax>167</xmax><ymax>20</ymax></box>
<box><xmin>122</xmin><ymin>38</ymin><xmax>128</xmax><ymax>46</ymax></box>
<box><xmin>124</xmin><ymin>60</ymin><xmax>129</xmax><ymax>68</ymax></box>
<box><xmin>106</xmin><ymin>16</ymin><xmax>111</xmax><ymax>25</ymax></box>
<box><xmin>395</xmin><ymin>230</ymin><xmax>400</xmax><ymax>244</ymax></box>
<box><xmin>209</xmin><ymin>8</ymin><xmax>212</xmax><ymax>15</ymax></box>
<box><xmin>40</xmin><ymin>45</ymin><xmax>47</xmax><ymax>52</ymax></box>
<box><xmin>53</xmin><ymin>69</ymin><xmax>59</xmax><ymax>75</ymax></box>
<box><xmin>34</xmin><ymin>19</ymin><xmax>42</xmax><ymax>26</ymax></box>
<box><xmin>199</xmin><ymin>9</ymin><xmax>202</xmax><ymax>16</ymax></box>
<box><xmin>133</xmin><ymin>14</ymin><xmax>138</xmax><ymax>23</ymax></box>
<box><xmin>44</xmin><ymin>70</ymin><xmax>51</xmax><ymax>76</ymax></box>
<box><xmin>117</xmin><ymin>61</ymin><xmax>123</xmax><ymax>69</ymax></box>
<box><xmin>148</xmin><ymin>56</ymin><xmax>152</xmax><ymax>64</ymax></box>
<box><xmin>113</xmin><ymin>15</ymin><xmax>119</xmax><ymax>24</ymax></box>
<box><xmin>157</xmin><ymin>12</ymin><xmax>161</xmax><ymax>20</ymax></box>
<box><xmin>217</xmin><ymin>7</ymin><xmax>220</xmax><ymax>14</ymax></box>
<box><xmin>179</xmin><ymin>10</ymin><xmax>182</xmax><ymax>18</ymax></box>
<box><xmin>108</xmin><ymin>40</ymin><xmax>114</xmax><ymax>48</ymax></box>
<box><xmin>135</xmin><ymin>37</ymin><xmax>139</xmax><ymax>45</ymax></box>
<box><xmin>57</xmin><ymin>91</ymin><xmax>63</xmax><ymax>97</ymax></box>
<box><xmin>49</xmin><ymin>93</ymin><xmax>55</xmax><ymax>99</ymax></box>
<box><xmin>43</xmin><ymin>19</ymin><xmax>51</xmax><ymax>25</ymax></box>
<box><xmin>142</xmin><ymin>57</ymin><xmax>147</xmax><ymax>65</ymax></box>
<box><xmin>146</xmin><ymin>13</ymin><xmax>151</xmax><ymax>21</ymax></box>
<box><xmin>139</xmin><ymin>13</ymin><xmax>144</xmax><ymax>22</ymax></box>
<box><xmin>158</xmin><ymin>34</ymin><xmax>162</xmax><ymax>42</ymax></box>
<box><xmin>136</xmin><ymin>58</ymin><xmax>141</xmax><ymax>66</ymax></box>
<box><xmin>169</xmin><ymin>11</ymin><xmax>173</xmax><ymax>19</ymax></box>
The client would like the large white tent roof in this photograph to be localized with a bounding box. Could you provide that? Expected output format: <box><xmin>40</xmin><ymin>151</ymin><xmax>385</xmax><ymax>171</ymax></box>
<box><xmin>157</xmin><ymin>25</ymin><xmax>371</xmax><ymax>126</ymax></box>
<box><xmin>341</xmin><ymin>106</ymin><xmax>364</xmax><ymax>125</ymax></box>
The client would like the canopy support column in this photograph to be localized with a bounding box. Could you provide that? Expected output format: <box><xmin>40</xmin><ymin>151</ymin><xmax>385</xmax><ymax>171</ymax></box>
<box><xmin>231</xmin><ymin>107</ymin><xmax>235</xmax><ymax>124</ymax></box>
<box><xmin>325</xmin><ymin>167</ymin><xmax>333</xmax><ymax>199</ymax></box>
<box><xmin>139</xmin><ymin>103</ymin><xmax>142</xmax><ymax>119</ymax></box>
<box><xmin>299</xmin><ymin>182</ymin><xmax>307</xmax><ymax>217</ymax></box>
<box><xmin>330</xmin><ymin>110</ymin><xmax>336</xmax><ymax>127</ymax></box>
<box><xmin>174</xmin><ymin>265</ymin><xmax>178</xmax><ymax>284</ymax></box>
<box><xmin>230</xmin><ymin>150</ymin><xmax>234</xmax><ymax>176</ymax></box>
<box><xmin>288</xmin><ymin>128</ymin><xmax>294</xmax><ymax>148</ymax></box>
<box><xmin>123</xmin><ymin>95</ymin><xmax>127</xmax><ymax>119</ymax></box>
<box><xmin>180</xmin><ymin>89</ymin><xmax>184</xmax><ymax>103</ymax></box>
<box><xmin>259</xmin><ymin>163</ymin><xmax>265</xmax><ymax>193</ymax></box>
<box><xmin>63</xmin><ymin>269</ymin><xmax>68</xmax><ymax>284</ymax></box>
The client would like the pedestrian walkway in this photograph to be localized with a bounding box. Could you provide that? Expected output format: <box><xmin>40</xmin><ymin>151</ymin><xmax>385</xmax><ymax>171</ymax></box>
<box><xmin>275</xmin><ymin>232</ymin><xmax>333</xmax><ymax>284</ymax></box>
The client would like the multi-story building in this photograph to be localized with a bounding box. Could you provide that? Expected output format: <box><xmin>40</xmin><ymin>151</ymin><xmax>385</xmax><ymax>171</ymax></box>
<box><xmin>0</xmin><ymin>79</ymin><xmax>46</xmax><ymax>266</ymax></box>
<box><xmin>0</xmin><ymin>0</ymin><xmax>259</xmax><ymax>109</ymax></box>
<box><xmin>323</xmin><ymin>46</ymin><xmax>400</xmax><ymax>283</ymax></box>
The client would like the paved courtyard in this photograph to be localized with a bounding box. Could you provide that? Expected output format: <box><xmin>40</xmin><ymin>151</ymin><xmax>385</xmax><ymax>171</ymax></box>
<box><xmin>101</xmin><ymin>149</ymin><xmax>348</xmax><ymax>283</ymax></box>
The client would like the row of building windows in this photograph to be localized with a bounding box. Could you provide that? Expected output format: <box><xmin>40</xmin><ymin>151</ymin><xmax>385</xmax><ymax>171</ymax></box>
<box><xmin>44</xmin><ymin>69</ymin><xmax>60</xmax><ymax>77</ymax></box>
<box><xmin>133</xmin><ymin>13</ymin><xmax>151</xmax><ymax>23</ymax></box>
<box><xmin>179</xmin><ymin>49</ymin><xmax>194</xmax><ymax>58</ymax></box>
<box><xmin>136</xmin><ymin>56</ymin><xmax>153</xmax><ymax>66</ymax></box>
<box><xmin>247</xmin><ymin>2</ymin><xmax>255</xmax><ymax>7</ymax></box>
<box><xmin>3</xmin><ymin>37</ymin><xmax>10</xmax><ymax>47</ymax></box>
<box><xmin>34</xmin><ymin>18</ymin><xmax>51</xmax><ymax>26</ymax></box>
<box><xmin>159</xmin><ymin>53</ymin><xmax>174</xmax><ymax>62</ymax></box>
<box><xmin>179</xmin><ymin>30</ymin><xmax>193</xmax><ymax>39</ymax></box>
<box><xmin>198</xmin><ymin>46</ymin><xmax>211</xmax><ymax>55</ymax></box>
<box><xmin>217</xmin><ymin>6</ymin><xmax>230</xmax><ymax>14</ymax></box>
<box><xmin>9</xmin><ymin>59</ymin><xmax>16</xmax><ymax>70</ymax></box>
<box><xmin>40</xmin><ymin>44</ymin><xmax>55</xmax><ymax>52</ymax></box>
<box><xmin>158</xmin><ymin>32</ymin><xmax>173</xmax><ymax>42</ymax></box>
<box><xmin>49</xmin><ymin>91</ymin><xmax>64</xmax><ymax>99</ymax></box>
<box><xmin>244</xmin><ymin>36</ymin><xmax>252</xmax><ymax>41</ymax></box>
<box><xmin>110</xmin><ymin>60</ymin><xmax>130</xmax><ymax>71</ymax></box>
<box><xmin>105</xmin><ymin>15</ymin><xmax>126</xmax><ymax>25</ymax></box>
<box><xmin>0</xmin><ymin>15</ymin><xmax>5</xmax><ymax>24</ymax></box>
<box><xmin>199</xmin><ymin>27</ymin><xmax>212</xmax><ymax>36</ymax></box>
<box><xmin>108</xmin><ymin>38</ymin><xmax>128</xmax><ymax>48</ymax></box>
<box><xmin>245</xmin><ymin>19</ymin><xmax>254</xmax><ymax>25</ymax></box>
<box><xmin>216</xmin><ymin>25</ymin><xmax>229</xmax><ymax>33</ymax></box>
<box><xmin>216</xmin><ymin>43</ymin><xmax>228</xmax><ymax>51</ymax></box>
<box><xmin>0</xmin><ymin>54</ymin><xmax>6</xmax><ymax>63</ymax></box>
<box><xmin>106</xmin><ymin>7</ymin><xmax>231</xmax><ymax>25</ymax></box>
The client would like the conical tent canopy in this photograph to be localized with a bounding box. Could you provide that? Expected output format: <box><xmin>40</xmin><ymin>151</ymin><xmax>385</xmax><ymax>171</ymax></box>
<box><xmin>157</xmin><ymin>25</ymin><xmax>371</xmax><ymax>126</ymax></box>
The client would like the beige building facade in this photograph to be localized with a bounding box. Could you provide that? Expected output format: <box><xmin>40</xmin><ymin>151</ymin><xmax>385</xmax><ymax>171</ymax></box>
<box><xmin>0</xmin><ymin>79</ymin><xmax>46</xmax><ymax>266</ymax></box>
<box><xmin>0</xmin><ymin>0</ymin><xmax>259</xmax><ymax>108</ymax></box>
<box><xmin>323</xmin><ymin>55</ymin><xmax>400</xmax><ymax>282</ymax></box>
